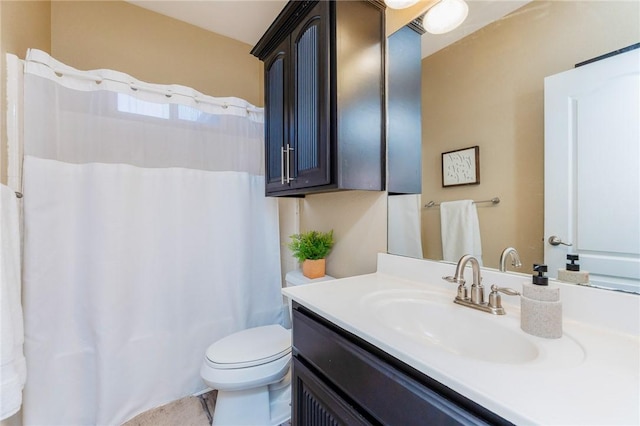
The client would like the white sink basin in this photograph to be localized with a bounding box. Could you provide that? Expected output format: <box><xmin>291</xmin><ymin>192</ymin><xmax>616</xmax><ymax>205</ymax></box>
<box><xmin>361</xmin><ymin>289</ymin><xmax>585</xmax><ymax>366</ymax></box>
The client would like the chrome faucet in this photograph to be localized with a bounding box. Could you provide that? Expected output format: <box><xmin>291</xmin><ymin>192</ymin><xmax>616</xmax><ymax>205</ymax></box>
<box><xmin>443</xmin><ymin>254</ymin><xmax>520</xmax><ymax>315</ymax></box>
<box><xmin>443</xmin><ymin>254</ymin><xmax>484</xmax><ymax>303</ymax></box>
<box><xmin>499</xmin><ymin>247</ymin><xmax>522</xmax><ymax>272</ymax></box>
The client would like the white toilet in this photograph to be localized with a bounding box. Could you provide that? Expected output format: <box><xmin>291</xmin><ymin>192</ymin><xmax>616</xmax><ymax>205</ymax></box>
<box><xmin>200</xmin><ymin>270</ymin><xmax>335</xmax><ymax>426</ymax></box>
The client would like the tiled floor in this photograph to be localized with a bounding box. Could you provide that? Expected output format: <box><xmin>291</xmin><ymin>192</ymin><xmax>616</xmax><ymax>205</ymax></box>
<box><xmin>122</xmin><ymin>391</ymin><xmax>291</xmax><ymax>426</ymax></box>
<box><xmin>123</xmin><ymin>391</ymin><xmax>216</xmax><ymax>426</ymax></box>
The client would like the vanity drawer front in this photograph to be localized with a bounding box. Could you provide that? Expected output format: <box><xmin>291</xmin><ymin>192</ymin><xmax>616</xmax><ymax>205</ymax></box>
<box><xmin>293</xmin><ymin>306</ymin><xmax>508</xmax><ymax>426</ymax></box>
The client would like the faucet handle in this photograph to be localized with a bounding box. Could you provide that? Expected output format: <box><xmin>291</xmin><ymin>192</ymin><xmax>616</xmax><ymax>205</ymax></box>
<box><xmin>442</xmin><ymin>275</ymin><xmax>465</xmax><ymax>284</ymax></box>
<box><xmin>488</xmin><ymin>285</ymin><xmax>521</xmax><ymax>310</ymax></box>
<box><xmin>443</xmin><ymin>276</ymin><xmax>468</xmax><ymax>300</ymax></box>
<box><xmin>491</xmin><ymin>285</ymin><xmax>520</xmax><ymax>296</ymax></box>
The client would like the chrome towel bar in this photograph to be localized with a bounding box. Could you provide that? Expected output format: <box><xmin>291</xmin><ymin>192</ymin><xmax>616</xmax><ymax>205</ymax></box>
<box><xmin>424</xmin><ymin>197</ymin><xmax>499</xmax><ymax>208</ymax></box>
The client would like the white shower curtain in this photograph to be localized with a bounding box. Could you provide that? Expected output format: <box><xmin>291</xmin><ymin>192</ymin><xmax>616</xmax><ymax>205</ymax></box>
<box><xmin>20</xmin><ymin>49</ymin><xmax>282</xmax><ymax>425</ymax></box>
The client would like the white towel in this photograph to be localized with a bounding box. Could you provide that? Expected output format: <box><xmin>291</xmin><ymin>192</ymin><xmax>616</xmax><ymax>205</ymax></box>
<box><xmin>0</xmin><ymin>184</ymin><xmax>26</xmax><ymax>420</ymax></box>
<box><xmin>440</xmin><ymin>200</ymin><xmax>483</xmax><ymax>265</ymax></box>
<box><xmin>388</xmin><ymin>194</ymin><xmax>424</xmax><ymax>258</ymax></box>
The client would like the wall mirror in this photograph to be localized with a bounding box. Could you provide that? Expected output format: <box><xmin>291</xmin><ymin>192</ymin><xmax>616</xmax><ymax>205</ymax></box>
<box><xmin>387</xmin><ymin>0</ymin><xmax>640</xmax><ymax>294</ymax></box>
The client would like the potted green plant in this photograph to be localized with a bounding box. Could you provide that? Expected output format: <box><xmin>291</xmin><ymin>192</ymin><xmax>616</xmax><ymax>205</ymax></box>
<box><xmin>288</xmin><ymin>230</ymin><xmax>335</xmax><ymax>278</ymax></box>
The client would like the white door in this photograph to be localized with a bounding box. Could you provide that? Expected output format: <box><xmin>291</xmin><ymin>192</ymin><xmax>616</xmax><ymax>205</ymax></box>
<box><xmin>544</xmin><ymin>48</ymin><xmax>640</xmax><ymax>293</ymax></box>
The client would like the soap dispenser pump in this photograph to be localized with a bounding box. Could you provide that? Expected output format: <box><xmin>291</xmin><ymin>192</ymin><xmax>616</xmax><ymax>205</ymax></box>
<box><xmin>557</xmin><ymin>254</ymin><xmax>590</xmax><ymax>285</ymax></box>
<box><xmin>521</xmin><ymin>264</ymin><xmax>563</xmax><ymax>339</ymax></box>
<box><xmin>532</xmin><ymin>263</ymin><xmax>548</xmax><ymax>285</ymax></box>
<box><xmin>567</xmin><ymin>254</ymin><xmax>580</xmax><ymax>271</ymax></box>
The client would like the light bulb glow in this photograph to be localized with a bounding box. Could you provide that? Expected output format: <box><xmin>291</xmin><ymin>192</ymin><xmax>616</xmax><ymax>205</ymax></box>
<box><xmin>423</xmin><ymin>0</ymin><xmax>469</xmax><ymax>34</ymax></box>
<box><xmin>385</xmin><ymin>0</ymin><xmax>420</xmax><ymax>10</ymax></box>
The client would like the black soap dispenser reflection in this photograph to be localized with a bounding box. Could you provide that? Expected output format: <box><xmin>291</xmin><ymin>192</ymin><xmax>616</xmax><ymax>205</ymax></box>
<box><xmin>557</xmin><ymin>254</ymin><xmax>590</xmax><ymax>285</ymax></box>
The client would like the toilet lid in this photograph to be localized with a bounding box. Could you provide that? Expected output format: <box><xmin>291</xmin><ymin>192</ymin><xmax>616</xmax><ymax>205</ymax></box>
<box><xmin>205</xmin><ymin>325</ymin><xmax>291</xmax><ymax>369</ymax></box>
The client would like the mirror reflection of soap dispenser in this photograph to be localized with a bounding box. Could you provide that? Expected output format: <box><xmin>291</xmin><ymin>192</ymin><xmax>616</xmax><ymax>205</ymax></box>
<box><xmin>521</xmin><ymin>264</ymin><xmax>563</xmax><ymax>339</ymax></box>
<box><xmin>557</xmin><ymin>254</ymin><xmax>590</xmax><ymax>285</ymax></box>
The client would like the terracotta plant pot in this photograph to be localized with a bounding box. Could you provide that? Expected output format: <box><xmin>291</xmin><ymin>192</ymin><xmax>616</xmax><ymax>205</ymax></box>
<box><xmin>302</xmin><ymin>259</ymin><xmax>326</xmax><ymax>279</ymax></box>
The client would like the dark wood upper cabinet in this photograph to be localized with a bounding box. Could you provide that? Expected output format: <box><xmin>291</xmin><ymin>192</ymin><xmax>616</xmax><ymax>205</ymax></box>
<box><xmin>252</xmin><ymin>0</ymin><xmax>385</xmax><ymax>197</ymax></box>
<box><xmin>387</xmin><ymin>21</ymin><xmax>424</xmax><ymax>194</ymax></box>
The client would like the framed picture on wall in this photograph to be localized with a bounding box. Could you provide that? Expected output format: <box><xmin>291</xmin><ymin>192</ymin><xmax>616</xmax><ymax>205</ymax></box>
<box><xmin>441</xmin><ymin>146</ymin><xmax>480</xmax><ymax>187</ymax></box>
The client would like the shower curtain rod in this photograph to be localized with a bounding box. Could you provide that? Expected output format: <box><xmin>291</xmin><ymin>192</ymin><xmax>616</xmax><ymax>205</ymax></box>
<box><xmin>27</xmin><ymin>57</ymin><xmax>262</xmax><ymax>114</ymax></box>
<box><xmin>424</xmin><ymin>197</ymin><xmax>500</xmax><ymax>208</ymax></box>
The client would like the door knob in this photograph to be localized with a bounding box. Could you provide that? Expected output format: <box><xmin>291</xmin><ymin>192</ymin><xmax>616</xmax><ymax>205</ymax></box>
<box><xmin>548</xmin><ymin>235</ymin><xmax>573</xmax><ymax>246</ymax></box>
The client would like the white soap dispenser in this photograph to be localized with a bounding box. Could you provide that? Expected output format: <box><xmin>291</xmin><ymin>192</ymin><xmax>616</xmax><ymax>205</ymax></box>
<box><xmin>557</xmin><ymin>254</ymin><xmax>590</xmax><ymax>285</ymax></box>
<box><xmin>520</xmin><ymin>264</ymin><xmax>563</xmax><ymax>339</ymax></box>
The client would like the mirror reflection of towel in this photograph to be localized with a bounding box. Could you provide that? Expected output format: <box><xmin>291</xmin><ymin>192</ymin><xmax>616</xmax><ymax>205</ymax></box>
<box><xmin>440</xmin><ymin>200</ymin><xmax>483</xmax><ymax>265</ymax></box>
<box><xmin>388</xmin><ymin>194</ymin><xmax>423</xmax><ymax>259</ymax></box>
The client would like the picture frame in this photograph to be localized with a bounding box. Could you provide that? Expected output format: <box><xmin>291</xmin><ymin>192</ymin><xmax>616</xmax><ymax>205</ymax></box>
<box><xmin>441</xmin><ymin>146</ymin><xmax>480</xmax><ymax>187</ymax></box>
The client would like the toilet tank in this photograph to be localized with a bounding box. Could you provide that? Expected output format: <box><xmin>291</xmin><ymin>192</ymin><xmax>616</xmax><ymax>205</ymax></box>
<box><xmin>283</xmin><ymin>270</ymin><xmax>335</xmax><ymax>328</ymax></box>
<box><xmin>285</xmin><ymin>270</ymin><xmax>336</xmax><ymax>287</ymax></box>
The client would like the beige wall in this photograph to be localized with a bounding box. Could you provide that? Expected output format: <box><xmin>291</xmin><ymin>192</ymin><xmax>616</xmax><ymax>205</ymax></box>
<box><xmin>421</xmin><ymin>0</ymin><xmax>640</xmax><ymax>271</ymax></box>
<box><xmin>50</xmin><ymin>1</ymin><xmax>263</xmax><ymax>106</ymax></box>
<box><xmin>299</xmin><ymin>191</ymin><xmax>387</xmax><ymax>278</ymax></box>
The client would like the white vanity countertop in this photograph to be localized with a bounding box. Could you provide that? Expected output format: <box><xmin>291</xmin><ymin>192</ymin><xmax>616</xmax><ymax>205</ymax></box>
<box><xmin>282</xmin><ymin>254</ymin><xmax>640</xmax><ymax>425</ymax></box>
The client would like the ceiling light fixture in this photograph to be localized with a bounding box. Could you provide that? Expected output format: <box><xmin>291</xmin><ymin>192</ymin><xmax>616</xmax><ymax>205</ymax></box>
<box><xmin>385</xmin><ymin>0</ymin><xmax>420</xmax><ymax>10</ymax></box>
<box><xmin>423</xmin><ymin>0</ymin><xmax>469</xmax><ymax>34</ymax></box>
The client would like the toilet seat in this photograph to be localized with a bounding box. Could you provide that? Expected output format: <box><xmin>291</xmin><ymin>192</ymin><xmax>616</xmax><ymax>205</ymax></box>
<box><xmin>205</xmin><ymin>325</ymin><xmax>291</xmax><ymax>369</ymax></box>
<box><xmin>201</xmin><ymin>325</ymin><xmax>292</xmax><ymax>392</ymax></box>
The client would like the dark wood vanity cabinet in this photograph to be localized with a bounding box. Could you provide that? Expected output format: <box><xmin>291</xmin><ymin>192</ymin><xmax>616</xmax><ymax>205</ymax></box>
<box><xmin>291</xmin><ymin>303</ymin><xmax>513</xmax><ymax>426</ymax></box>
<box><xmin>251</xmin><ymin>1</ymin><xmax>384</xmax><ymax>196</ymax></box>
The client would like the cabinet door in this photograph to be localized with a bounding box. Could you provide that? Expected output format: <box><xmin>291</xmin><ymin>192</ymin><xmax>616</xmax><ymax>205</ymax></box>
<box><xmin>290</xmin><ymin>1</ymin><xmax>331</xmax><ymax>190</ymax></box>
<box><xmin>292</xmin><ymin>357</ymin><xmax>371</xmax><ymax>426</ymax></box>
<box><xmin>264</xmin><ymin>37</ymin><xmax>290</xmax><ymax>194</ymax></box>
